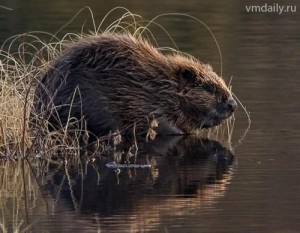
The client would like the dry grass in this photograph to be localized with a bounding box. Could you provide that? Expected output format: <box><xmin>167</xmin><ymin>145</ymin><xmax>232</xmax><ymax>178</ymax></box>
<box><xmin>0</xmin><ymin>49</ymin><xmax>34</xmax><ymax>156</ymax></box>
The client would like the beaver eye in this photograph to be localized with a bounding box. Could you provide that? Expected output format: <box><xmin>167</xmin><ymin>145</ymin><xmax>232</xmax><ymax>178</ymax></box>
<box><xmin>203</xmin><ymin>84</ymin><xmax>216</xmax><ymax>94</ymax></box>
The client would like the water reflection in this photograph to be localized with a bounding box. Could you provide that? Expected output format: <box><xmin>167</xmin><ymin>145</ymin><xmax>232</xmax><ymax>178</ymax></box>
<box><xmin>35</xmin><ymin>136</ymin><xmax>234</xmax><ymax>232</ymax></box>
<box><xmin>0</xmin><ymin>136</ymin><xmax>235</xmax><ymax>232</ymax></box>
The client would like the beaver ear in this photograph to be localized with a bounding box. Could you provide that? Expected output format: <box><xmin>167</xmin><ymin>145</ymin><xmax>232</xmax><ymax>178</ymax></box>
<box><xmin>179</xmin><ymin>68</ymin><xmax>196</xmax><ymax>83</ymax></box>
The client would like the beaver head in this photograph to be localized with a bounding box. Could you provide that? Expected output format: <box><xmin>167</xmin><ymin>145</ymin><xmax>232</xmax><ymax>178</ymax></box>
<box><xmin>157</xmin><ymin>54</ymin><xmax>237</xmax><ymax>134</ymax></box>
<box><xmin>34</xmin><ymin>33</ymin><xmax>236</xmax><ymax>136</ymax></box>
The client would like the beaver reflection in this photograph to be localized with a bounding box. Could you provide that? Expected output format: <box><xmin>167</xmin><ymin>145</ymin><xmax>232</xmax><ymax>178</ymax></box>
<box><xmin>47</xmin><ymin>136</ymin><xmax>234</xmax><ymax>217</ymax></box>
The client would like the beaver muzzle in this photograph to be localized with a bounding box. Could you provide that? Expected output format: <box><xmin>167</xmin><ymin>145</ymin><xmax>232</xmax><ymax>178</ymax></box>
<box><xmin>222</xmin><ymin>98</ymin><xmax>237</xmax><ymax>113</ymax></box>
<box><xmin>202</xmin><ymin>97</ymin><xmax>237</xmax><ymax>128</ymax></box>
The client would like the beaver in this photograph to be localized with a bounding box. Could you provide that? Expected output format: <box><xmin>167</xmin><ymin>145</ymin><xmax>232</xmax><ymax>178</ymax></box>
<box><xmin>33</xmin><ymin>32</ymin><xmax>237</xmax><ymax>138</ymax></box>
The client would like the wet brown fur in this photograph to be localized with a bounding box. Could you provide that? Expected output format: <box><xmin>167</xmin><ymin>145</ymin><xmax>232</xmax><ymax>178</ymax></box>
<box><xmin>33</xmin><ymin>33</ymin><xmax>236</xmax><ymax>138</ymax></box>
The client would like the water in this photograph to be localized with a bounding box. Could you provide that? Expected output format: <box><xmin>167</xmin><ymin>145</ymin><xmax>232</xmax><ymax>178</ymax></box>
<box><xmin>0</xmin><ymin>0</ymin><xmax>300</xmax><ymax>232</ymax></box>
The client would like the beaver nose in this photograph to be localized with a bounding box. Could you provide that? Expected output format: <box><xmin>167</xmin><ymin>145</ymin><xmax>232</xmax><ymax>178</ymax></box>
<box><xmin>223</xmin><ymin>98</ymin><xmax>237</xmax><ymax>112</ymax></box>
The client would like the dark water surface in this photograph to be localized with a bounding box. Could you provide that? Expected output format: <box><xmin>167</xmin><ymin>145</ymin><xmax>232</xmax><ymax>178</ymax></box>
<box><xmin>1</xmin><ymin>0</ymin><xmax>300</xmax><ymax>232</ymax></box>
